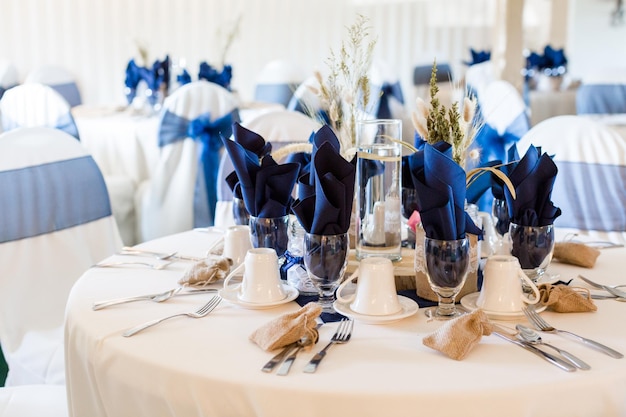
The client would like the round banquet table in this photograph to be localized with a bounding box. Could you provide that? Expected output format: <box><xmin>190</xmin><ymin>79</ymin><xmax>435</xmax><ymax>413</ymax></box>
<box><xmin>65</xmin><ymin>230</ymin><xmax>626</xmax><ymax>417</ymax></box>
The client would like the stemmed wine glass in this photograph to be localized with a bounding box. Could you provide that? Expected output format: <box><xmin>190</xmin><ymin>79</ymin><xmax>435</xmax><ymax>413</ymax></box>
<box><xmin>508</xmin><ymin>223</ymin><xmax>555</xmax><ymax>285</ymax></box>
<box><xmin>422</xmin><ymin>237</ymin><xmax>470</xmax><ymax>319</ymax></box>
<box><xmin>303</xmin><ymin>232</ymin><xmax>349</xmax><ymax>313</ymax></box>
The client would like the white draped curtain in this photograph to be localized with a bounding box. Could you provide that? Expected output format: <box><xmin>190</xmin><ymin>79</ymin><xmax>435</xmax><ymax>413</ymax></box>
<box><xmin>0</xmin><ymin>0</ymin><xmax>555</xmax><ymax>107</ymax></box>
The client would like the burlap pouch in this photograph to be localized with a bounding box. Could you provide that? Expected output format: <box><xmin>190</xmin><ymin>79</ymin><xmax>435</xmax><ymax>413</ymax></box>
<box><xmin>178</xmin><ymin>258</ymin><xmax>232</xmax><ymax>287</ymax></box>
<box><xmin>413</xmin><ymin>227</ymin><xmax>480</xmax><ymax>302</ymax></box>
<box><xmin>249</xmin><ymin>303</ymin><xmax>322</xmax><ymax>351</ymax></box>
<box><xmin>553</xmin><ymin>242</ymin><xmax>601</xmax><ymax>268</ymax></box>
<box><xmin>423</xmin><ymin>309</ymin><xmax>493</xmax><ymax>360</ymax></box>
<box><xmin>538</xmin><ymin>283</ymin><xmax>597</xmax><ymax>313</ymax></box>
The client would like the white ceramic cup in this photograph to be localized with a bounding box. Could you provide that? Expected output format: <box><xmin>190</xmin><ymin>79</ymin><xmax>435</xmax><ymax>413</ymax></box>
<box><xmin>336</xmin><ymin>257</ymin><xmax>402</xmax><ymax>316</ymax></box>
<box><xmin>476</xmin><ymin>255</ymin><xmax>541</xmax><ymax>313</ymax></box>
<box><xmin>222</xmin><ymin>225</ymin><xmax>252</xmax><ymax>267</ymax></box>
<box><xmin>223</xmin><ymin>248</ymin><xmax>285</xmax><ymax>304</ymax></box>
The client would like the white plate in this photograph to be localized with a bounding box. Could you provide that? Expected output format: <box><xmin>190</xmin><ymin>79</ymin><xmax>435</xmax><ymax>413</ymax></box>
<box><xmin>218</xmin><ymin>284</ymin><xmax>299</xmax><ymax>310</ymax></box>
<box><xmin>460</xmin><ymin>292</ymin><xmax>547</xmax><ymax>321</ymax></box>
<box><xmin>333</xmin><ymin>295</ymin><xmax>419</xmax><ymax>324</ymax></box>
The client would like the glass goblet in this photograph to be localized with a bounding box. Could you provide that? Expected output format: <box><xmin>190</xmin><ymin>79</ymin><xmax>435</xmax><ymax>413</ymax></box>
<box><xmin>232</xmin><ymin>197</ymin><xmax>250</xmax><ymax>225</ymax></box>
<box><xmin>303</xmin><ymin>232</ymin><xmax>349</xmax><ymax>313</ymax></box>
<box><xmin>492</xmin><ymin>197</ymin><xmax>510</xmax><ymax>237</ymax></box>
<box><xmin>423</xmin><ymin>237</ymin><xmax>470</xmax><ymax>319</ymax></box>
<box><xmin>508</xmin><ymin>222</ymin><xmax>555</xmax><ymax>284</ymax></box>
<box><xmin>248</xmin><ymin>215</ymin><xmax>289</xmax><ymax>258</ymax></box>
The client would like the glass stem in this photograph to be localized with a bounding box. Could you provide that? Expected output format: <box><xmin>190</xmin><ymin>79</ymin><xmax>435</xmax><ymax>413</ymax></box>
<box><xmin>436</xmin><ymin>295</ymin><xmax>457</xmax><ymax>317</ymax></box>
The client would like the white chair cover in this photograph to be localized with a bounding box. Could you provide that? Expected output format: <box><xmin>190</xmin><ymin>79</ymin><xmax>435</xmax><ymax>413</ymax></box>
<box><xmin>0</xmin><ymin>61</ymin><xmax>18</xmax><ymax>99</ymax></box>
<box><xmin>464</xmin><ymin>60</ymin><xmax>495</xmax><ymax>100</ymax></box>
<box><xmin>0</xmin><ymin>385</ymin><xmax>68</xmax><ymax>417</ymax></box>
<box><xmin>0</xmin><ymin>84</ymin><xmax>79</xmax><ymax>140</ymax></box>
<box><xmin>576</xmin><ymin>67</ymin><xmax>626</xmax><ymax>114</ymax></box>
<box><xmin>517</xmin><ymin>115</ymin><xmax>626</xmax><ymax>244</ymax></box>
<box><xmin>214</xmin><ymin>110</ymin><xmax>321</xmax><ymax>227</ymax></box>
<box><xmin>286</xmin><ymin>76</ymin><xmax>328</xmax><ymax>124</ymax></box>
<box><xmin>253</xmin><ymin>60</ymin><xmax>306</xmax><ymax>107</ymax></box>
<box><xmin>25</xmin><ymin>66</ymin><xmax>82</xmax><ymax>108</ymax></box>
<box><xmin>136</xmin><ymin>81</ymin><xmax>238</xmax><ymax>242</ymax></box>
<box><xmin>0</xmin><ymin>127</ymin><xmax>122</xmax><ymax>386</ymax></box>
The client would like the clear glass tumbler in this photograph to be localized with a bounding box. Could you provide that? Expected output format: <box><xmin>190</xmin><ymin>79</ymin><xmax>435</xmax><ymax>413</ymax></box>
<box><xmin>355</xmin><ymin>119</ymin><xmax>402</xmax><ymax>261</ymax></box>
<box><xmin>508</xmin><ymin>222</ymin><xmax>555</xmax><ymax>284</ymax></box>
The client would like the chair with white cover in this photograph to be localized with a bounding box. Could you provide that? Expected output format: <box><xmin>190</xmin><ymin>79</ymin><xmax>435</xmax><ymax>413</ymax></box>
<box><xmin>517</xmin><ymin>115</ymin><xmax>626</xmax><ymax>244</ymax></box>
<box><xmin>0</xmin><ymin>127</ymin><xmax>122</xmax><ymax>387</ymax></box>
<box><xmin>25</xmin><ymin>66</ymin><xmax>82</xmax><ymax>108</ymax></box>
<box><xmin>464</xmin><ymin>60</ymin><xmax>495</xmax><ymax>100</ymax></box>
<box><xmin>413</xmin><ymin>62</ymin><xmax>458</xmax><ymax>110</ymax></box>
<box><xmin>287</xmin><ymin>75</ymin><xmax>329</xmax><ymax>125</ymax></box>
<box><xmin>0</xmin><ymin>385</ymin><xmax>68</xmax><ymax>417</ymax></box>
<box><xmin>0</xmin><ymin>83</ymin><xmax>79</xmax><ymax>140</ymax></box>
<box><xmin>0</xmin><ymin>61</ymin><xmax>18</xmax><ymax>100</ymax></box>
<box><xmin>576</xmin><ymin>68</ymin><xmax>626</xmax><ymax>115</ymax></box>
<box><xmin>470</xmin><ymin>80</ymin><xmax>530</xmax><ymax>211</ymax></box>
<box><xmin>136</xmin><ymin>81</ymin><xmax>238</xmax><ymax>242</ymax></box>
<box><xmin>214</xmin><ymin>110</ymin><xmax>322</xmax><ymax>227</ymax></box>
<box><xmin>253</xmin><ymin>60</ymin><xmax>306</xmax><ymax>107</ymax></box>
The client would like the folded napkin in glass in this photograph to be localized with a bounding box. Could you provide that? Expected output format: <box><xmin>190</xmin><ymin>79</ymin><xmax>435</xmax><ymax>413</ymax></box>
<box><xmin>250</xmin><ymin>302</ymin><xmax>322</xmax><ymax>351</ymax></box>
<box><xmin>404</xmin><ymin>142</ymin><xmax>481</xmax><ymax>240</ymax></box>
<box><xmin>222</xmin><ymin>123</ymin><xmax>299</xmax><ymax>218</ymax></box>
<box><xmin>198</xmin><ymin>62</ymin><xmax>233</xmax><ymax>90</ymax></box>
<box><xmin>124</xmin><ymin>56</ymin><xmax>170</xmax><ymax>104</ymax></box>
<box><xmin>178</xmin><ymin>258</ymin><xmax>232</xmax><ymax>287</ymax></box>
<box><xmin>291</xmin><ymin>125</ymin><xmax>355</xmax><ymax>235</ymax></box>
<box><xmin>504</xmin><ymin>144</ymin><xmax>561</xmax><ymax>227</ymax></box>
<box><xmin>537</xmin><ymin>283</ymin><xmax>597</xmax><ymax>313</ymax></box>
<box><xmin>423</xmin><ymin>310</ymin><xmax>493</xmax><ymax>360</ymax></box>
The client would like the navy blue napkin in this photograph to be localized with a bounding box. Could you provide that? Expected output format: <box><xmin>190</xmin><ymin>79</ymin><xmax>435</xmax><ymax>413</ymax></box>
<box><xmin>124</xmin><ymin>56</ymin><xmax>170</xmax><ymax>103</ymax></box>
<box><xmin>464</xmin><ymin>48</ymin><xmax>491</xmax><ymax>66</ymax></box>
<box><xmin>221</xmin><ymin>123</ymin><xmax>299</xmax><ymax>218</ymax></box>
<box><xmin>504</xmin><ymin>145</ymin><xmax>561</xmax><ymax>226</ymax></box>
<box><xmin>198</xmin><ymin>62</ymin><xmax>233</xmax><ymax>90</ymax></box>
<box><xmin>291</xmin><ymin>125</ymin><xmax>355</xmax><ymax>235</ymax></box>
<box><xmin>407</xmin><ymin>143</ymin><xmax>481</xmax><ymax>240</ymax></box>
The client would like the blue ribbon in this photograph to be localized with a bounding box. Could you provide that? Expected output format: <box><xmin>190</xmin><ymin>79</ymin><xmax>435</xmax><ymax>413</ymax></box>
<box><xmin>576</xmin><ymin>84</ymin><xmax>626</xmax><ymax>114</ymax></box>
<box><xmin>51</xmin><ymin>82</ymin><xmax>82</xmax><ymax>108</ymax></box>
<box><xmin>1</xmin><ymin>113</ymin><xmax>80</xmax><ymax>141</ymax></box>
<box><xmin>254</xmin><ymin>83</ymin><xmax>298</xmax><ymax>107</ymax></box>
<box><xmin>376</xmin><ymin>81</ymin><xmax>404</xmax><ymax>119</ymax></box>
<box><xmin>198</xmin><ymin>62</ymin><xmax>232</xmax><ymax>90</ymax></box>
<box><xmin>0</xmin><ymin>156</ymin><xmax>111</xmax><ymax>243</ymax></box>
<box><xmin>158</xmin><ymin>110</ymin><xmax>234</xmax><ymax>226</ymax></box>
<box><xmin>279</xmin><ymin>250</ymin><xmax>304</xmax><ymax>281</ymax></box>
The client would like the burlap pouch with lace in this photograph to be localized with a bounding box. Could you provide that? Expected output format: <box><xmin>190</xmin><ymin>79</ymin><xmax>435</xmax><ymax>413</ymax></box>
<box><xmin>423</xmin><ymin>310</ymin><xmax>493</xmax><ymax>360</ymax></box>
<box><xmin>178</xmin><ymin>258</ymin><xmax>232</xmax><ymax>287</ymax></box>
<box><xmin>250</xmin><ymin>302</ymin><xmax>322</xmax><ymax>351</ymax></box>
<box><xmin>553</xmin><ymin>242</ymin><xmax>601</xmax><ymax>268</ymax></box>
<box><xmin>538</xmin><ymin>283</ymin><xmax>597</xmax><ymax>313</ymax></box>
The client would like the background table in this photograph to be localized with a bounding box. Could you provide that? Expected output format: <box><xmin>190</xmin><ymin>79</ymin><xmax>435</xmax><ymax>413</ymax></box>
<box><xmin>65</xmin><ymin>230</ymin><xmax>626</xmax><ymax>417</ymax></box>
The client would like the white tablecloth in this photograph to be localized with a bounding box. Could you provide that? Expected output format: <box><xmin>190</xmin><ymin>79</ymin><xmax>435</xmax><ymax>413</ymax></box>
<box><xmin>65</xmin><ymin>230</ymin><xmax>626</xmax><ymax>417</ymax></box>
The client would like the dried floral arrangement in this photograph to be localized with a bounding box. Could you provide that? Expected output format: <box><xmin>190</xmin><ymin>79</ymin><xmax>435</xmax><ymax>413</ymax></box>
<box><xmin>411</xmin><ymin>61</ymin><xmax>481</xmax><ymax>168</ymax></box>
<box><xmin>217</xmin><ymin>13</ymin><xmax>242</xmax><ymax>68</ymax></box>
<box><xmin>314</xmin><ymin>14</ymin><xmax>377</xmax><ymax>156</ymax></box>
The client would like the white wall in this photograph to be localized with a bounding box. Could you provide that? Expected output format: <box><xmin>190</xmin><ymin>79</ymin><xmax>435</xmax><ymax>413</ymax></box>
<box><xmin>0</xmin><ymin>0</ymin><xmax>623</xmax><ymax>106</ymax></box>
<box><xmin>568</xmin><ymin>0</ymin><xmax>626</xmax><ymax>80</ymax></box>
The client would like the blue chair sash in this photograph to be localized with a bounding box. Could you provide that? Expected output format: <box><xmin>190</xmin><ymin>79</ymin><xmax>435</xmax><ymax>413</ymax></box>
<box><xmin>159</xmin><ymin>110</ymin><xmax>235</xmax><ymax>226</ymax></box>
<box><xmin>553</xmin><ymin>161</ymin><xmax>626</xmax><ymax>232</ymax></box>
<box><xmin>576</xmin><ymin>84</ymin><xmax>626</xmax><ymax>114</ymax></box>
<box><xmin>376</xmin><ymin>81</ymin><xmax>404</xmax><ymax>119</ymax></box>
<box><xmin>51</xmin><ymin>82</ymin><xmax>81</xmax><ymax>108</ymax></box>
<box><xmin>0</xmin><ymin>156</ymin><xmax>111</xmax><ymax>243</ymax></box>
<box><xmin>1</xmin><ymin>113</ymin><xmax>79</xmax><ymax>141</ymax></box>
<box><xmin>254</xmin><ymin>83</ymin><xmax>298</xmax><ymax>107</ymax></box>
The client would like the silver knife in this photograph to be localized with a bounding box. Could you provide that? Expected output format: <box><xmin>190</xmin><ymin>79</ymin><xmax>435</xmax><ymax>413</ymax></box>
<box><xmin>261</xmin><ymin>343</ymin><xmax>298</xmax><ymax>373</ymax></box>
<box><xmin>492</xmin><ymin>330</ymin><xmax>577</xmax><ymax>372</ymax></box>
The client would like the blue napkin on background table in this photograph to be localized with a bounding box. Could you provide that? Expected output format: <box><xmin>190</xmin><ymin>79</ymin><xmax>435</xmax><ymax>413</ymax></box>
<box><xmin>198</xmin><ymin>62</ymin><xmax>233</xmax><ymax>90</ymax></box>
<box><xmin>221</xmin><ymin>123</ymin><xmax>299</xmax><ymax>218</ymax></box>
<box><xmin>406</xmin><ymin>143</ymin><xmax>481</xmax><ymax>240</ymax></box>
<box><xmin>291</xmin><ymin>125</ymin><xmax>355</xmax><ymax>235</ymax></box>
<box><xmin>504</xmin><ymin>145</ymin><xmax>561</xmax><ymax>226</ymax></box>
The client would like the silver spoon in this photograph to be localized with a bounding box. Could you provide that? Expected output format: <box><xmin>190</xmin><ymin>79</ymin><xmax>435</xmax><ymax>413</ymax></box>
<box><xmin>92</xmin><ymin>287</ymin><xmax>217</xmax><ymax>310</ymax></box>
<box><xmin>516</xmin><ymin>324</ymin><xmax>591</xmax><ymax>370</ymax></box>
<box><xmin>120</xmin><ymin>247</ymin><xmax>179</xmax><ymax>260</ymax></box>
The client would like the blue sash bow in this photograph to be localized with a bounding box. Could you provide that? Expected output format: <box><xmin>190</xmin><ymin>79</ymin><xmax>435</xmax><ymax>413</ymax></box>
<box><xmin>376</xmin><ymin>81</ymin><xmax>404</xmax><ymax>119</ymax></box>
<box><xmin>0</xmin><ymin>156</ymin><xmax>111</xmax><ymax>243</ymax></box>
<box><xmin>279</xmin><ymin>250</ymin><xmax>304</xmax><ymax>280</ymax></box>
<box><xmin>1</xmin><ymin>113</ymin><xmax>79</xmax><ymax>140</ymax></box>
<box><xmin>159</xmin><ymin>110</ymin><xmax>234</xmax><ymax>226</ymax></box>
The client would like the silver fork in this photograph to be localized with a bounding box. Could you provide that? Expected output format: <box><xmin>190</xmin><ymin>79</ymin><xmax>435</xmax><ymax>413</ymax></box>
<box><xmin>303</xmin><ymin>319</ymin><xmax>354</xmax><ymax>373</ymax></box>
<box><xmin>522</xmin><ymin>305</ymin><xmax>623</xmax><ymax>358</ymax></box>
<box><xmin>93</xmin><ymin>261</ymin><xmax>173</xmax><ymax>270</ymax></box>
<box><xmin>122</xmin><ymin>296</ymin><xmax>222</xmax><ymax>337</ymax></box>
